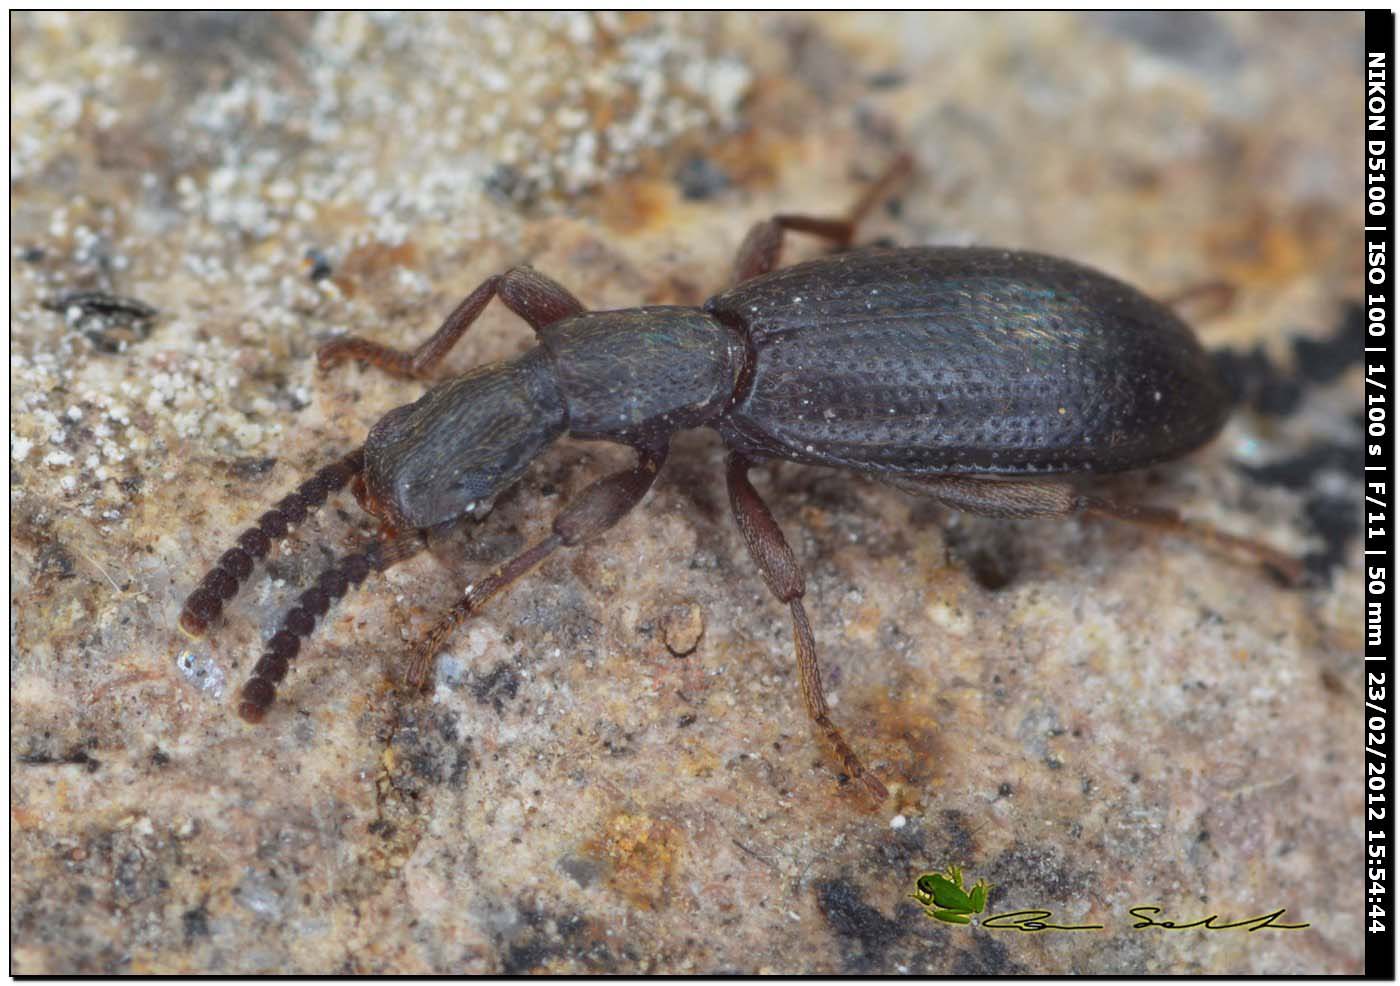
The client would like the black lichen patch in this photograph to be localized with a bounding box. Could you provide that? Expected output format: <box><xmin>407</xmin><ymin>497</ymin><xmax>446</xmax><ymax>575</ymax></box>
<box><xmin>1215</xmin><ymin>303</ymin><xmax>1363</xmax><ymax>580</ymax></box>
<box><xmin>182</xmin><ymin>903</ymin><xmax>211</xmax><ymax>943</ymax></box>
<box><xmin>305</xmin><ymin>248</ymin><xmax>333</xmax><ymax>283</ymax></box>
<box><xmin>814</xmin><ymin>879</ymin><xmax>905</xmax><ymax>972</ymax></box>
<box><xmin>1238</xmin><ymin>442</ymin><xmax>1357</xmax><ymax>490</ymax></box>
<box><xmin>1238</xmin><ymin>438</ymin><xmax>1361</xmax><ymax>579</ymax></box>
<box><xmin>502</xmin><ymin>938</ymin><xmax>553</xmax><ymax>975</ymax></box>
<box><xmin>500</xmin><ymin>904</ymin><xmax>619</xmax><ymax>973</ymax></box>
<box><xmin>1215</xmin><ymin>302</ymin><xmax>1359</xmax><ymax>417</ymax></box>
<box><xmin>1302</xmin><ymin>491</ymin><xmax>1361</xmax><ymax>579</ymax></box>
<box><xmin>983</xmin><ymin>844</ymin><xmax>1095</xmax><ymax>905</ymax></box>
<box><xmin>1295</xmin><ymin>302</ymin><xmax>1361</xmax><ymax>385</ymax></box>
<box><xmin>950</xmin><ymin>932</ymin><xmax>1022</xmax><ymax>975</ymax></box>
<box><xmin>674</xmin><ymin>154</ymin><xmax>731</xmax><ymax>201</ymax></box>
<box><xmin>389</xmin><ymin>708</ymin><xmax>472</xmax><ymax>795</ymax></box>
<box><xmin>35</xmin><ymin>540</ymin><xmax>77</xmax><ymax>581</ymax></box>
<box><xmin>1213</xmin><ymin>344</ymin><xmax>1304</xmax><ymax>416</ymax></box>
<box><xmin>484</xmin><ymin>163</ymin><xmax>540</xmax><ymax>209</ymax></box>
<box><xmin>227</xmin><ymin>456</ymin><xmax>278</xmax><ymax>481</ymax></box>
<box><xmin>469</xmin><ymin>660</ymin><xmax>521</xmax><ymax>714</ymax></box>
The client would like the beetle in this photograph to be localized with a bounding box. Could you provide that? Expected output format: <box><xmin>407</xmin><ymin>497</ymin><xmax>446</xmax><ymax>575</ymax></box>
<box><xmin>179</xmin><ymin>157</ymin><xmax>1299</xmax><ymax>800</ymax></box>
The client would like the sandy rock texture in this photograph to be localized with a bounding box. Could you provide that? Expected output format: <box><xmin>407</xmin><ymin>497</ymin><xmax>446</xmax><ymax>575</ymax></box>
<box><xmin>11</xmin><ymin>12</ymin><xmax>1363</xmax><ymax>974</ymax></box>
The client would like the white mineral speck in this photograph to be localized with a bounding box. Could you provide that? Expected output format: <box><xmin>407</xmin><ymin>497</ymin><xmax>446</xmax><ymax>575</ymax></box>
<box><xmin>890</xmin><ymin>814</ymin><xmax>907</xmax><ymax>829</ymax></box>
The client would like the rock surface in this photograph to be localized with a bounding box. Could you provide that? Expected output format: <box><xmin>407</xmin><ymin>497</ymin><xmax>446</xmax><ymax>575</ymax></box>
<box><xmin>11</xmin><ymin>12</ymin><xmax>1363</xmax><ymax>974</ymax></box>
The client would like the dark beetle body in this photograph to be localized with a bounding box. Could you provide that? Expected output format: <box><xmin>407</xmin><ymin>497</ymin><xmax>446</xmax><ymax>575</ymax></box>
<box><xmin>708</xmin><ymin>246</ymin><xmax>1228</xmax><ymax>476</ymax></box>
<box><xmin>185</xmin><ymin>161</ymin><xmax>1298</xmax><ymax>785</ymax></box>
<box><xmin>367</xmin><ymin>245</ymin><xmax>1228</xmax><ymax>529</ymax></box>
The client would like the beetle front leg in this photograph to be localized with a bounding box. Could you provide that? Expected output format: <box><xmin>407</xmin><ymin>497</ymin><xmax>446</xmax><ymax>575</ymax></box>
<box><xmin>731</xmin><ymin>154</ymin><xmax>913</xmax><ymax>284</ymax></box>
<box><xmin>318</xmin><ymin>266</ymin><xmax>585</xmax><ymax>380</ymax></box>
<box><xmin>727</xmin><ymin>455</ymin><xmax>888</xmax><ymax>801</ymax></box>
<box><xmin>884</xmin><ymin>474</ymin><xmax>1305</xmax><ymax>585</ymax></box>
<box><xmin>403</xmin><ymin>445</ymin><xmax>667</xmax><ymax>690</ymax></box>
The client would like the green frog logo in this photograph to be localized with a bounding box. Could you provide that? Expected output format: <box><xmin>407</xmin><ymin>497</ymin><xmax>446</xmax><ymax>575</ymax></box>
<box><xmin>910</xmin><ymin>864</ymin><xmax>993</xmax><ymax>925</ymax></box>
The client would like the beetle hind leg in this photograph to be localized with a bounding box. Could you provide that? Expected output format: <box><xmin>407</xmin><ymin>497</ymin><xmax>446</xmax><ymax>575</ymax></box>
<box><xmin>883</xmin><ymin>474</ymin><xmax>1305</xmax><ymax>586</ymax></box>
<box><xmin>731</xmin><ymin>153</ymin><xmax>913</xmax><ymax>284</ymax></box>
<box><xmin>727</xmin><ymin>454</ymin><xmax>888</xmax><ymax>801</ymax></box>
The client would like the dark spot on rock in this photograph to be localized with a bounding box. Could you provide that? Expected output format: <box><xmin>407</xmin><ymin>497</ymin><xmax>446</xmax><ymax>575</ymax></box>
<box><xmin>998</xmin><ymin>781</ymin><xmax>1014</xmax><ymax>797</ymax></box>
<box><xmin>1213</xmin><ymin>344</ymin><xmax>1302</xmax><ymax>416</ymax></box>
<box><xmin>677</xmin><ymin>713</ymin><xmax>696</xmax><ymax>728</ymax></box>
<box><xmin>935</xmin><ymin>809</ymin><xmax>976</xmax><ymax>861</ymax></box>
<box><xmin>1302</xmin><ymin>491</ymin><xmax>1359</xmax><ymax>580</ymax></box>
<box><xmin>36</xmin><ymin>540</ymin><xmax>76</xmax><ymax>580</ymax></box>
<box><xmin>1216</xmin><ymin>304</ymin><xmax>1360</xmax><ymax>417</ymax></box>
<box><xmin>1295</xmin><ymin>302</ymin><xmax>1361</xmax><ymax>384</ymax></box>
<box><xmin>115</xmin><ymin>849</ymin><xmax>147</xmax><ymax>904</ymax></box>
<box><xmin>228</xmin><ymin>456</ymin><xmax>278</xmax><ymax>480</ymax></box>
<box><xmin>390</xmin><ymin>708</ymin><xmax>471</xmax><ymax>793</ymax></box>
<box><xmin>943</xmin><ymin>519</ymin><xmax>1020</xmax><ymax>591</ymax></box>
<box><xmin>18</xmin><ymin>746</ymin><xmax>100</xmax><ymax>772</ymax></box>
<box><xmin>306</xmin><ymin>248</ymin><xmax>333</xmax><ymax>282</ymax></box>
<box><xmin>182</xmin><ymin>904</ymin><xmax>211</xmax><ymax>942</ymax></box>
<box><xmin>126</xmin><ymin>12</ymin><xmax>313</xmax><ymax>75</ymax></box>
<box><xmin>558</xmin><ymin>854</ymin><xmax>605</xmax><ymax>889</ymax></box>
<box><xmin>952</xmin><ymin>932</ymin><xmax>1022</xmax><ymax>974</ymax></box>
<box><xmin>866</xmin><ymin>69</ymin><xmax>907</xmax><ymax>89</ymax></box>
<box><xmin>674</xmin><ymin>155</ymin><xmax>730</xmax><ymax>201</ymax></box>
<box><xmin>19</xmin><ymin>245</ymin><xmax>45</xmax><ymax>263</ymax></box>
<box><xmin>1094</xmin><ymin>12</ymin><xmax>1242</xmax><ymax>75</ymax></box>
<box><xmin>470</xmin><ymin>660</ymin><xmax>520</xmax><ymax>713</ymax></box>
<box><xmin>780</xmin><ymin>21</ymin><xmax>856</xmax><ymax>99</ymax></box>
<box><xmin>502</xmin><ymin>938</ymin><xmax>554</xmax><ymax>974</ymax></box>
<box><xmin>815</xmin><ymin>879</ymin><xmax>904</xmax><ymax>971</ymax></box>
<box><xmin>1319</xmin><ymin>667</ymin><xmax>1344</xmax><ymax>695</ymax></box>
<box><xmin>984</xmin><ymin>844</ymin><xmax>1093</xmax><ymax>903</ymax></box>
<box><xmin>484</xmin><ymin>163</ymin><xmax>539</xmax><ymax>209</ymax></box>
<box><xmin>150</xmin><ymin>748</ymin><xmax>170</xmax><ymax>767</ymax></box>
<box><xmin>1239</xmin><ymin>443</ymin><xmax>1356</xmax><ymax>491</ymax></box>
<box><xmin>502</xmin><ymin>904</ymin><xmax>617</xmax><ymax>972</ymax></box>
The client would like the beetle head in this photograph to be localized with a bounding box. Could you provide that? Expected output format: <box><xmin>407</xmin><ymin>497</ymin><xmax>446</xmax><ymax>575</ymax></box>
<box><xmin>360</xmin><ymin>352</ymin><xmax>566</xmax><ymax>531</ymax></box>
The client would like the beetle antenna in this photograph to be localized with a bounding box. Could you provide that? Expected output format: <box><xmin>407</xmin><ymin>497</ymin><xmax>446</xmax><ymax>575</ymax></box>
<box><xmin>180</xmin><ymin>448</ymin><xmax>366</xmax><ymax>637</ymax></box>
<box><xmin>237</xmin><ymin>534</ymin><xmax>425</xmax><ymax>723</ymax></box>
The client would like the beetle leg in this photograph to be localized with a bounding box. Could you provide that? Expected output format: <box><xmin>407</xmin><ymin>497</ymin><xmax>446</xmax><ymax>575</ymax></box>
<box><xmin>1076</xmin><ymin>495</ymin><xmax>1305</xmax><ymax>586</ymax></box>
<box><xmin>318</xmin><ymin>266</ymin><xmax>585</xmax><ymax>380</ymax></box>
<box><xmin>727</xmin><ymin>454</ymin><xmax>888</xmax><ymax>801</ymax></box>
<box><xmin>402</xmin><ymin>445</ymin><xmax>668</xmax><ymax>691</ymax></box>
<box><xmin>884</xmin><ymin>474</ymin><xmax>1305</xmax><ymax>586</ymax></box>
<box><xmin>731</xmin><ymin>153</ymin><xmax>913</xmax><ymax>284</ymax></box>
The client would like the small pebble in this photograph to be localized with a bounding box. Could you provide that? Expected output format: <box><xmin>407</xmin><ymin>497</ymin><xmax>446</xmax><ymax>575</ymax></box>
<box><xmin>662</xmin><ymin>602</ymin><xmax>705</xmax><ymax>657</ymax></box>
